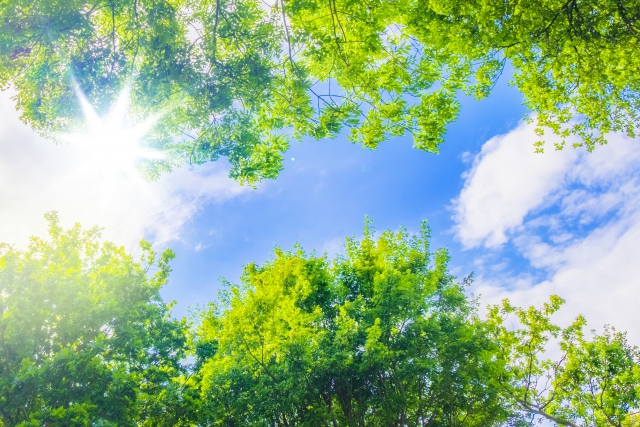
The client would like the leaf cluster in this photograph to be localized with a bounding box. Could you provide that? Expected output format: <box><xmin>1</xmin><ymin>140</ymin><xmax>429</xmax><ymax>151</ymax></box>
<box><xmin>1</xmin><ymin>0</ymin><xmax>637</xmax><ymax>182</ymax></box>
<box><xmin>2</xmin><ymin>217</ymin><xmax>639</xmax><ymax>426</ymax></box>
<box><xmin>192</xmin><ymin>222</ymin><xmax>515</xmax><ymax>426</ymax></box>
<box><xmin>0</xmin><ymin>213</ymin><xmax>193</xmax><ymax>426</ymax></box>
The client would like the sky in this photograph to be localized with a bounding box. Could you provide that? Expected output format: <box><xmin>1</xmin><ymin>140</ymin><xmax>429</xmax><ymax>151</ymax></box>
<box><xmin>1</xmin><ymin>76</ymin><xmax>639</xmax><ymax>344</ymax></box>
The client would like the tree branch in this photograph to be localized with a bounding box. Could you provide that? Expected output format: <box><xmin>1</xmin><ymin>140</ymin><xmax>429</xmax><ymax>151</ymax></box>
<box><xmin>517</xmin><ymin>399</ymin><xmax>580</xmax><ymax>427</ymax></box>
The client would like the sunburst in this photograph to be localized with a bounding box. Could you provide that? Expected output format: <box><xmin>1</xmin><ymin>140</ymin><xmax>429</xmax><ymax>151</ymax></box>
<box><xmin>62</xmin><ymin>86</ymin><xmax>164</xmax><ymax>177</ymax></box>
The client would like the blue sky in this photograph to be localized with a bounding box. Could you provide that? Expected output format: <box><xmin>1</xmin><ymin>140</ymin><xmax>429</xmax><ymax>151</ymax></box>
<box><xmin>1</xmin><ymin>75</ymin><xmax>639</xmax><ymax>343</ymax></box>
<box><xmin>162</xmin><ymin>79</ymin><xmax>527</xmax><ymax>310</ymax></box>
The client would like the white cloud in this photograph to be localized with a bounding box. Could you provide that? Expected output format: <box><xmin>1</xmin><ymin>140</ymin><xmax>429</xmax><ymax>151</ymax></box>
<box><xmin>455</xmin><ymin>121</ymin><xmax>640</xmax><ymax>343</ymax></box>
<box><xmin>453</xmin><ymin>122</ymin><xmax>578</xmax><ymax>248</ymax></box>
<box><xmin>194</xmin><ymin>242</ymin><xmax>211</xmax><ymax>252</ymax></box>
<box><xmin>474</xmin><ymin>210</ymin><xmax>640</xmax><ymax>343</ymax></box>
<box><xmin>0</xmin><ymin>91</ymin><xmax>253</xmax><ymax>251</ymax></box>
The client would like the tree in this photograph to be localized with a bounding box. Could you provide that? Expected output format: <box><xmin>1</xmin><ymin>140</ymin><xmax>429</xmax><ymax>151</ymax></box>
<box><xmin>1</xmin><ymin>215</ymin><xmax>638</xmax><ymax>426</ymax></box>
<box><xmin>191</xmin><ymin>220</ymin><xmax>640</xmax><ymax>427</ymax></box>
<box><xmin>0</xmin><ymin>213</ymin><xmax>193</xmax><ymax>426</ymax></box>
<box><xmin>488</xmin><ymin>296</ymin><xmax>640</xmax><ymax>427</ymax></box>
<box><xmin>0</xmin><ymin>0</ymin><xmax>638</xmax><ymax>183</ymax></box>
<box><xmin>192</xmin><ymin>221</ymin><xmax>514</xmax><ymax>426</ymax></box>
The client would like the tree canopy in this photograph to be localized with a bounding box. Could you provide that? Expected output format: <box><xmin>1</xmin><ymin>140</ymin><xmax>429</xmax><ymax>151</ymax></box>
<box><xmin>193</xmin><ymin>222</ymin><xmax>511</xmax><ymax>426</ymax></box>
<box><xmin>1</xmin><ymin>0</ymin><xmax>638</xmax><ymax>183</ymax></box>
<box><xmin>0</xmin><ymin>213</ymin><xmax>192</xmax><ymax>426</ymax></box>
<box><xmin>2</xmin><ymin>217</ymin><xmax>639</xmax><ymax>426</ymax></box>
<box><xmin>192</xmin><ymin>220</ymin><xmax>640</xmax><ymax>427</ymax></box>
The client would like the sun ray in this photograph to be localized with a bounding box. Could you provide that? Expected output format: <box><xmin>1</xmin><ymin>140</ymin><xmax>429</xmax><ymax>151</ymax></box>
<box><xmin>62</xmin><ymin>85</ymin><xmax>165</xmax><ymax>178</ymax></box>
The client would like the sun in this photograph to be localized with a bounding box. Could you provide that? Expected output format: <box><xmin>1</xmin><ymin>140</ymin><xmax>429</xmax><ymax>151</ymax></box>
<box><xmin>62</xmin><ymin>86</ymin><xmax>163</xmax><ymax>176</ymax></box>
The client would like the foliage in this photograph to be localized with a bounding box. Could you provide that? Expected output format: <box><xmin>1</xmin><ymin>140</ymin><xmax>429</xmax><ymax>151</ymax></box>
<box><xmin>488</xmin><ymin>296</ymin><xmax>640</xmax><ymax>427</ymax></box>
<box><xmin>192</xmin><ymin>221</ymin><xmax>515</xmax><ymax>426</ymax></box>
<box><xmin>0</xmin><ymin>213</ymin><xmax>193</xmax><ymax>426</ymax></box>
<box><xmin>1</xmin><ymin>0</ymin><xmax>638</xmax><ymax>182</ymax></box>
<box><xmin>192</xmin><ymin>220</ymin><xmax>640</xmax><ymax>427</ymax></box>
<box><xmin>1</xmin><ymin>216</ymin><xmax>638</xmax><ymax>426</ymax></box>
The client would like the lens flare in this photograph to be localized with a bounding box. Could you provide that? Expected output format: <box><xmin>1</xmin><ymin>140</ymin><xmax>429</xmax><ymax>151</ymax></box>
<box><xmin>62</xmin><ymin>86</ymin><xmax>164</xmax><ymax>176</ymax></box>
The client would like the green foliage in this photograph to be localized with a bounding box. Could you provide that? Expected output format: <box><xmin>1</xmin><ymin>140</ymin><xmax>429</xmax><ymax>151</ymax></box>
<box><xmin>1</xmin><ymin>0</ymin><xmax>637</xmax><ymax>182</ymax></box>
<box><xmin>488</xmin><ymin>296</ymin><xmax>640</xmax><ymax>427</ymax></box>
<box><xmin>192</xmin><ymin>220</ymin><xmax>640</xmax><ymax>426</ymax></box>
<box><xmin>0</xmin><ymin>213</ymin><xmax>193</xmax><ymax>426</ymax></box>
<box><xmin>1</xmin><ymin>217</ymin><xmax>638</xmax><ymax>426</ymax></box>
<box><xmin>192</xmin><ymin>222</ymin><xmax>513</xmax><ymax>426</ymax></box>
